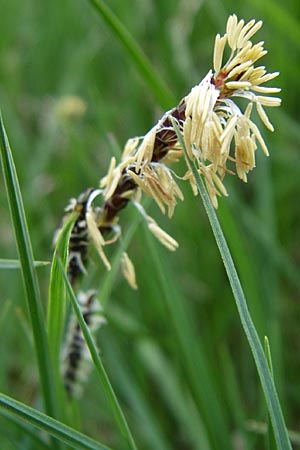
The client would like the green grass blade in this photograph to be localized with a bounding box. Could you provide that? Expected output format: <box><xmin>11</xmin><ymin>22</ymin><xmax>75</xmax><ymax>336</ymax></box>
<box><xmin>0</xmin><ymin>410</ymin><xmax>51</xmax><ymax>449</ymax></box>
<box><xmin>57</xmin><ymin>257</ymin><xmax>139</xmax><ymax>450</ymax></box>
<box><xmin>218</xmin><ymin>345</ymin><xmax>250</xmax><ymax>450</ymax></box>
<box><xmin>0</xmin><ymin>113</ymin><xmax>59</xmax><ymax>420</ymax></box>
<box><xmin>47</xmin><ymin>212</ymin><xmax>78</xmax><ymax>366</ymax></box>
<box><xmin>86</xmin><ymin>0</ymin><xmax>176</xmax><ymax>109</ymax></box>
<box><xmin>137</xmin><ymin>340</ymin><xmax>212</xmax><ymax>450</ymax></box>
<box><xmin>0</xmin><ymin>259</ymin><xmax>50</xmax><ymax>269</ymax></box>
<box><xmin>143</xmin><ymin>230</ymin><xmax>230</xmax><ymax>450</ymax></box>
<box><xmin>172</xmin><ymin>118</ymin><xmax>292</xmax><ymax>450</ymax></box>
<box><xmin>264</xmin><ymin>336</ymin><xmax>274</xmax><ymax>380</ymax></box>
<box><xmin>0</xmin><ymin>393</ymin><xmax>113</xmax><ymax>450</ymax></box>
<box><xmin>265</xmin><ymin>337</ymin><xmax>277</xmax><ymax>450</ymax></box>
<box><xmin>236</xmin><ymin>203</ymin><xmax>300</xmax><ymax>291</ymax></box>
<box><xmin>102</xmin><ymin>337</ymin><xmax>173</xmax><ymax>450</ymax></box>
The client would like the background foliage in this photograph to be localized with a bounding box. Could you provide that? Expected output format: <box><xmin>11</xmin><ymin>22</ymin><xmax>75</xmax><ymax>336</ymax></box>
<box><xmin>0</xmin><ymin>0</ymin><xmax>299</xmax><ymax>449</ymax></box>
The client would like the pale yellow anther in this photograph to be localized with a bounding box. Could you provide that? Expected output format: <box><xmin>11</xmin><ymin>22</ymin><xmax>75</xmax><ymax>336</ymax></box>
<box><xmin>236</xmin><ymin>19</ymin><xmax>255</xmax><ymax>48</ymax></box>
<box><xmin>213</xmin><ymin>33</ymin><xmax>227</xmax><ymax>73</ymax></box>
<box><xmin>226</xmin><ymin>81</ymin><xmax>252</xmax><ymax>89</ymax></box>
<box><xmin>241</xmin><ymin>20</ymin><xmax>263</xmax><ymax>46</ymax></box>
<box><xmin>148</xmin><ymin>222</ymin><xmax>179</xmax><ymax>251</ymax></box>
<box><xmin>106</xmin><ymin>157</ymin><xmax>116</xmax><ymax>187</ymax></box>
<box><xmin>251</xmin><ymin>86</ymin><xmax>281</xmax><ymax>94</ymax></box>
<box><xmin>122</xmin><ymin>137</ymin><xmax>140</xmax><ymax>159</ymax></box>
<box><xmin>103</xmin><ymin>168</ymin><xmax>121</xmax><ymax>201</ymax></box>
<box><xmin>249</xmin><ymin>121</ymin><xmax>269</xmax><ymax>156</ymax></box>
<box><xmin>256</xmin><ymin>102</ymin><xmax>274</xmax><ymax>131</ymax></box>
<box><xmin>256</xmin><ymin>96</ymin><xmax>281</xmax><ymax>107</ymax></box>
<box><xmin>227</xmin><ymin>60</ymin><xmax>253</xmax><ymax>79</ymax></box>
<box><xmin>121</xmin><ymin>252</ymin><xmax>138</xmax><ymax>290</ymax></box>
<box><xmin>86</xmin><ymin>209</ymin><xmax>111</xmax><ymax>271</ymax></box>
<box><xmin>135</xmin><ymin>127</ymin><xmax>156</xmax><ymax>173</ymax></box>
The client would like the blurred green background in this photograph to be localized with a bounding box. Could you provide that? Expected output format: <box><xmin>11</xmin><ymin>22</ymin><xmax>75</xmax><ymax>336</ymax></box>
<box><xmin>0</xmin><ymin>0</ymin><xmax>299</xmax><ymax>449</ymax></box>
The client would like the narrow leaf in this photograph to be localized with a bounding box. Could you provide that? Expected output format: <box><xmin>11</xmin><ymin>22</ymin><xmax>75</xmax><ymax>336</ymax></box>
<box><xmin>57</xmin><ymin>256</ymin><xmax>139</xmax><ymax>450</ymax></box>
<box><xmin>0</xmin><ymin>393</ymin><xmax>113</xmax><ymax>450</ymax></box>
<box><xmin>0</xmin><ymin>259</ymin><xmax>50</xmax><ymax>269</ymax></box>
<box><xmin>0</xmin><ymin>112</ymin><xmax>59</xmax><ymax>421</ymax></box>
<box><xmin>47</xmin><ymin>212</ymin><xmax>78</xmax><ymax>367</ymax></box>
<box><xmin>143</xmin><ymin>229</ymin><xmax>230</xmax><ymax>450</ymax></box>
<box><xmin>265</xmin><ymin>336</ymin><xmax>277</xmax><ymax>450</ymax></box>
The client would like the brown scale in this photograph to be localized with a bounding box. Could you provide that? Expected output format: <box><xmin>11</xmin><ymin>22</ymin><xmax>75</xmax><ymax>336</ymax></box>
<box><xmin>67</xmin><ymin>188</ymin><xmax>95</xmax><ymax>287</ymax></box>
<box><xmin>101</xmin><ymin>100</ymin><xmax>187</xmax><ymax>226</ymax></box>
<box><xmin>64</xmin><ymin>99</ymin><xmax>187</xmax><ymax>289</ymax></box>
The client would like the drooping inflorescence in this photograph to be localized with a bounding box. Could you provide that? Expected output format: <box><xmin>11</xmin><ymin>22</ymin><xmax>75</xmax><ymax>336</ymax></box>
<box><xmin>69</xmin><ymin>15</ymin><xmax>280</xmax><ymax>273</ymax></box>
<box><xmin>55</xmin><ymin>15</ymin><xmax>281</xmax><ymax>394</ymax></box>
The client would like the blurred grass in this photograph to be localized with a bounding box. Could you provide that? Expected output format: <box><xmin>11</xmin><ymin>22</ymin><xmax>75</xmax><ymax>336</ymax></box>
<box><xmin>0</xmin><ymin>112</ymin><xmax>60</xmax><ymax>434</ymax></box>
<box><xmin>0</xmin><ymin>0</ymin><xmax>300</xmax><ymax>449</ymax></box>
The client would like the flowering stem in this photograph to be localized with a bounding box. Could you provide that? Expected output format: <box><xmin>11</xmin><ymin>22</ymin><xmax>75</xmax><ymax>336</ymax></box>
<box><xmin>172</xmin><ymin>118</ymin><xmax>292</xmax><ymax>450</ymax></box>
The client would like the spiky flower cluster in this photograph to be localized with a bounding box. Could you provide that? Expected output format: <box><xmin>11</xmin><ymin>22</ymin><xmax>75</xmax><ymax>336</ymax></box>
<box><xmin>183</xmin><ymin>14</ymin><xmax>281</xmax><ymax>205</ymax></box>
<box><xmin>88</xmin><ymin>15</ymin><xmax>280</xmax><ymax>274</ymax></box>
<box><xmin>58</xmin><ymin>14</ymin><xmax>281</xmax><ymax>294</ymax></box>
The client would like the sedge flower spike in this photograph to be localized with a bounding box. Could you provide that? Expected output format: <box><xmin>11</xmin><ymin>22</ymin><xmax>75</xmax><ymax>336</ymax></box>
<box><xmin>56</xmin><ymin>14</ymin><xmax>280</xmax><ymax>292</ymax></box>
<box><xmin>183</xmin><ymin>14</ymin><xmax>281</xmax><ymax>206</ymax></box>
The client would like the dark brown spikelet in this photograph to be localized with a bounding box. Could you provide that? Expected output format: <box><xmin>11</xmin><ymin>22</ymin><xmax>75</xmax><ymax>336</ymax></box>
<box><xmin>55</xmin><ymin>187</ymin><xmax>99</xmax><ymax>287</ymax></box>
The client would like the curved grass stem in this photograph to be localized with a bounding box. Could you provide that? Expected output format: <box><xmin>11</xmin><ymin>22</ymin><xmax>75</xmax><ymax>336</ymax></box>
<box><xmin>172</xmin><ymin>118</ymin><xmax>292</xmax><ymax>450</ymax></box>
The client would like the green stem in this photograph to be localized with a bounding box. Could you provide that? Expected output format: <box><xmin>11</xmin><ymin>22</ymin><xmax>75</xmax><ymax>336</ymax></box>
<box><xmin>172</xmin><ymin>118</ymin><xmax>292</xmax><ymax>450</ymax></box>
<box><xmin>264</xmin><ymin>337</ymin><xmax>277</xmax><ymax>450</ymax></box>
<box><xmin>57</xmin><ymin>257</ymin><xmax>139</xmax><ymax>450</ymax></box>
<box><xmin>47</xmin><ymin>213</ymin><xmax>78</xmax><ymax>369</ymax></box>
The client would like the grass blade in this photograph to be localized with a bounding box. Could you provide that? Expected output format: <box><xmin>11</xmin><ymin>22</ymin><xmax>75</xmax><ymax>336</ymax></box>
<box><xmin>47</xmin><ymin>212</ymin><xmax>78</xmax><ymax>367</ymax></box>
<box><xmin>0</xmin><ymin>393</ymin><xmax>113</xmax><ymax>450</ymax></box>
<box><xmin>0</xmin><ymin>411</ymin><xmax>51</xmax><ymax>449</ymax></box>
<box><xmin>143</xmin><ymin>229</ymin><xmax>230</xmax><ymax>450</ymax></box>
<box><xmin>172</xmin><ymin>118</ymin><xmax>292</xmax><ymax>450</ymax></box>
<box><xmin>102</xmin><ymin>336</ymin><xmax>173</xmax><ymax>450</ymax></box>
<box><xmin>0</xmin><ymin>113</ymin><xmax>59</xmax><ymax>420</ymax></box>
<box><xmin>137</xmin><ymin>339</ymin><xmax>212</xmax><ymax>450</ymax></box>
<box><xmin>86</xmin><ymin>0</ymin><xmax>176</xmax><ymax>109</ymax></box>
<box><xmin>57</xmin><ymin>256</ymin><xmax>139</xmax><ymax>450</ymax></box>
<box><xmin>0</xmin><ymin>259</ymin><xmax>50</xmax><ymax>269</ymax></box>
<box><xmin>265</xmin><ymin>336</ymin><xmax>277</xmax><ymax>450</ymax></box>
